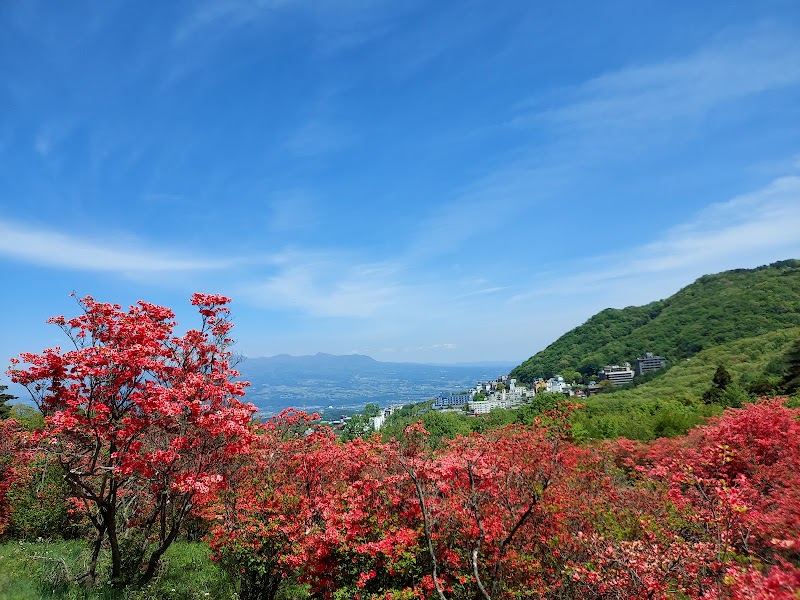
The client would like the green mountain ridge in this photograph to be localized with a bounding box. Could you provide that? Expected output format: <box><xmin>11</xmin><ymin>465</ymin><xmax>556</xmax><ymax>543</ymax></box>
<box><xmin>511</xmin><ymin>259</ymin><xmax>800</xmax><ymax>382</ymax></box>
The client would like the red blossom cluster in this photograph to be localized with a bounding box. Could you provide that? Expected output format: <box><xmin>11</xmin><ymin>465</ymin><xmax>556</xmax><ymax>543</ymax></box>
<box><xmin>0</xmin><ymin>418</ymin><xmax>25</xmax><ymax>537</ymax></box>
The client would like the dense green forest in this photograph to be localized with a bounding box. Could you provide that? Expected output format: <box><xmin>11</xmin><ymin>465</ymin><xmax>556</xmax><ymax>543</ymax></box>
<box><xmin>511</xmin><ymin>259</ymin><xmax>800</xmax><ymax>382</ymax></box>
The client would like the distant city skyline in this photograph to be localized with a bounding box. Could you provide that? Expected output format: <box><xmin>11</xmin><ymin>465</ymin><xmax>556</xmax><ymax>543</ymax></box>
<box><xmin>2</xmin><ymin>1</ymin><xmax>800</xmax><ymax>381</ymax></box>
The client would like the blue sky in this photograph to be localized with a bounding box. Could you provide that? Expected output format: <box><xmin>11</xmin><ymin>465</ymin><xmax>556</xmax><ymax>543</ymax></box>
<box><xmin>2</xmin><ymin>1</ymin><xmax>800</xmax><ymax>379</ymax></box>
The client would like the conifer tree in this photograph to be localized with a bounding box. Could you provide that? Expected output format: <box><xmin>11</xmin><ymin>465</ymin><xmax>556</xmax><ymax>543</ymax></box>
<box><xmin>702</xmin><ymin>365</ymin><xmax>732</xmax><ymax>404</ymax></box>
<box><xmin>0</xmin><ymin>385</ymin><xmax>15</xmax><ymax>419</ymax></box>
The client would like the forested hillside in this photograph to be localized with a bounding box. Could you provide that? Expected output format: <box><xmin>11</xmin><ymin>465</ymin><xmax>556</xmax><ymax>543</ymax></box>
<box><xmin>512</xmin><ymin>259</ymin><xmax>800</xmax><ymax>382</ymax></box>
<box><xmin>570</xmin><ymin>327</ymin><xmax>800</xmax><ymax>439</ymax></box>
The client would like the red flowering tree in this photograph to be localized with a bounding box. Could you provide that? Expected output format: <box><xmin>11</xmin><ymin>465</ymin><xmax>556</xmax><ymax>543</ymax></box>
<box><xmin>0</xmin><ymin>418</ymin><xmax>25</xmax><ymax>539</ymax></box>
<box><xmin>9</xmin><ymin>294</ymin><xmax>256</xmax><ymax>588</ymax></box>
<box><xmin>285</xmin><ymin>432</ymin><xmax>425</xmax><ymax>599</ymax></box>
<box><xmin>567</xmin><ymin>483</ymin><xmax>723</xmax><ymax>599</ymax></box>
<box><xmin>567</xmin><ymin>399</ymin><xmax>800</xmax><ymax>599</ymax></box>
<box><xmin>207</xmin><ymin>398</ymin><xmax>800</xmax><ymax>599</ymax></box>
<box><xmin>643</xmin><ymin>398</ymin><xmax>800</xmax><ymax>597</ymax></box>
<box><xmin>210</xmin><ymin>410</ymin><xmax>425</xmax><ymax>600</ymax></box>
<box><xmin>209</xmin><ymin>409</ymin><xmax>328</xmax><ymax>600</ymax></box>
<box><xmin>393</xmin><ymin>408</ymin><xmax>585</xmax><ymax>600</ymax></box>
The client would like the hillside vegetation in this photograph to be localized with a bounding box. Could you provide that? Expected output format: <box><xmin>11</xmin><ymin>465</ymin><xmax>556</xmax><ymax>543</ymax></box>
<box><xmin>571</xmin><ymin>326</ymin><xmax>800</xmax><ymax>439</ymax></box>
<box><xmin>596</xmin><ymin>326</ymin><xmax>798</xmax><ymax>403</ymax></box>
<box><xmin>511</xmin><ymin>259</ymin><xmax>800</xmax><ymax>382</ymax></box>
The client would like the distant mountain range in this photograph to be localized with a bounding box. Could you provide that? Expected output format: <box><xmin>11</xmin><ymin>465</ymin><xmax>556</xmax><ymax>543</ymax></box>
<box><xmin>236</xmin><ymin>353</ymin><xmax>516</xmax><ymax>416</ymax></box>
<box><xmin>511</xmin><ymin>259</ymin><xmax>800</xmax><ymax>382</ymax></box>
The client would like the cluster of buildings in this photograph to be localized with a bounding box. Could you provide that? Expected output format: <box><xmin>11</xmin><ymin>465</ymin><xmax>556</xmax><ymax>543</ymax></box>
<box><xmin>331</xmin><ymin>353</ymin><xmax>670</xmax><ymax>432</ymax></box>
<box><xmin>543</xmin><ymin>375</ymin><xmax>573</xmax><ymax>395</ymax></box>
<box><xmin>434</xmin><ymin>375</ymin><xmax>537</xmax><ymax>415</ymax></box>
<box><xmin>328</xmin><ymin>352</ymin><xmax>668</xmax><ymax>434</ymax></box>
<box><xmin>432</xmin><ymin>353</ymin><xmax>668</xmax><ymax>414</ymax></box>
<box><xmin>592</xmin><ymin>353</ymin><xmax>668</xmax><ymax>390</ymax></box>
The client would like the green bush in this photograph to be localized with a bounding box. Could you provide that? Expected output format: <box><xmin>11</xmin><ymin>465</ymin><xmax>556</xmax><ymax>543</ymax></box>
<box><xmin>7</xmin><ymin>458</ymin><xmax>80</xmax><ymax>540</ymax></box>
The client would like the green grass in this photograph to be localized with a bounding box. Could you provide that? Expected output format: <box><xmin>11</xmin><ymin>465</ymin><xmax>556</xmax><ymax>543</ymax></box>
<box><xmin>0</xmin><ymin>540</ymin><xmax>236</xmax><ymax>600</ymax></box>
<box><xmin>0</xmin><ymin>541</ymin><xmax>41</xmax><ymax>599</ymax></box>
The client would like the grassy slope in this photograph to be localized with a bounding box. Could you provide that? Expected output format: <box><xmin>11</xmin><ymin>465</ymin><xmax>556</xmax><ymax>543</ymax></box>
<box><xmin>607</xmin><ymin>326</ymin><xmax>799</xmax><ymax>401</ymax></box>
<box><xmin>571</xmin><ymin>327</ymin><xmax>800</xmax><ymax>440</ymax></box>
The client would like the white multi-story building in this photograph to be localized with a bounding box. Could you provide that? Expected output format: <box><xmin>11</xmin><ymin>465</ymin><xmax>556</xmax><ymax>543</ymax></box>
<box><xmin>434</xmin><ymin>391</ymin><xmax>474</xmax><ymax>410</ymax></box>
<box><xmin>469</xmin><ymin>397</ymin><xmax>511</xmax><ymax>414</ymax></box>
<box><xmin>600</xmin><ymin>363</ymin><xmax>635</xmax><ymax>386</ymax></box>
<box><xmin>432</xmin><ymin>376</ymin><xmax>535</xmax><ymax>417</ymax></box>
<box><xmin>546</xmin><ymin>375</ymin><xmax>572</xmax><ymax>394</ymax></box>
<box><xmin>371</xmin><ymin>405</ymin><xmax>404</xmax><ymax>430</ymax></box>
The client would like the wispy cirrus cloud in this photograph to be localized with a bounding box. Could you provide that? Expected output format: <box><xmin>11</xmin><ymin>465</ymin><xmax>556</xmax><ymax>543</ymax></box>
<box><xmin>284</xmin><ymin>119</ymin><xmax>355</xmax><ymax>157</ymax></box>
<box><xmin>31</xmin><ymin>119</ymin><xmax>80</xmax><ymax>166</ymax></box>
<box><xmin>515</xmin><ymin>27</ymin><xmax>800</xmax><ymax>137</ymax></box>
<box><xmin>509</xmin><ymin>174</ymin><xmax>800</xmax><ymax>305</ymax></box>
<box><xmin>0</xmin><ymin>216</ymin><xmax>453</xmax><ymax>323</ymax></box>
<box><xmin>172</xmin><ymin>0</ymin><xmax>414</xmax><ymax>54</ymax></box>
<box><xmin>0</xmin><ymin>219</ymin><xmax>232</xmax><ymax>273</ymax></box>
<box><xmin>267</xmin><ymin>189</ymin><xmax>320</xmax><ymax>233</ymax></box>
<box><xmin>240</xmin><ymin>251</ymin><xmax>406</xmax><ymax>318</ymax></box>
<box><xmin>623</xmin><ymin>176</ymin><xmax>800</xmax><ymax>276</ymax></box>
<box><xmin>171</xmin><ymin>0</ymin><xmax>286</xmax><ymax>46</ymax></box>
<box><xmin>459</xmin><ymin>286</ymin><xmax>508</xmax><ymax>298</ymax></box>
<box><xmin>204</xmin><ymin>16</ymin><xmax>800</xmax><ymax>346</ymax></box>
<box><xmin>405</xmin><ymin>26</ymin><xmax>800</xmax><ymax>265</ymax></box>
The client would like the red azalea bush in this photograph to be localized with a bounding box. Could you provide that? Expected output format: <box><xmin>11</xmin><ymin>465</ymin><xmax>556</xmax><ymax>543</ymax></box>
<box><xmin>8</xmin><ymin>294</ymin><xmax>256</xmax><ymax>587</ymax></box>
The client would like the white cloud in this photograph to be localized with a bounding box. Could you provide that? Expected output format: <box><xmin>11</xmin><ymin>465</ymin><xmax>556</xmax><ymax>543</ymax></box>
<box><xmin>515</xmin><ymin>28</ymin><xmax>800</xmax><ymax>139</ymax></box>
<box><xmin>241</xmin><ymin>252</ymin><xmax>405</xmax><ymax>318</ymax></box>
<box><xmin>459</xmin><ymin>286</ymin><xmax>508</xmax><ymax>298</ymax></box>
<box><xmin>404</xmin><ymin>157</ymin><xmax>560</xmax><ymax>260</ymax></box>
<box><xmin>406</xmin><ymin>26</ymin><xmax>800</xmax><ymax>266</ymax></box>
<box><xmin>267</xmin><ymin>189</ymin><xmax>320</xmax><ymax>233</ymax></box>
<box><xmin>0</xmin><ymin>220</ymin><xmax>231</xmax><ymax>273</ymax></box>
<box><xmin>421</xmin><ymin>343</ymin><xmax>456</xmax><ymax>351</ymax></box>
<box><xmin>232</xmin><ymin>171</ymin><xmax>800</xmax><ymax>360</ymax></box>
<box><xmin>32</xmin><ymin>121</ymin><xmax>78</xmax><ymax>163</ymax></box>
<box><xmin>173</xmin><ymin>0</ymin><xmax>409</xmax><ymax>53</ymax></box>
<box><xmin>510</xmin><ymin>174</ymin><xmax>800</xmax><ymax>304</ymax></box>
<box><xmin>629</xmin><ymin>176</ymin><xmax>800</xmax><ymax>272</ymax></box>
<box><xmin>172</xmin><ymin>0</ymin><xmax>284</xmax><ymax>45</ymax></box>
